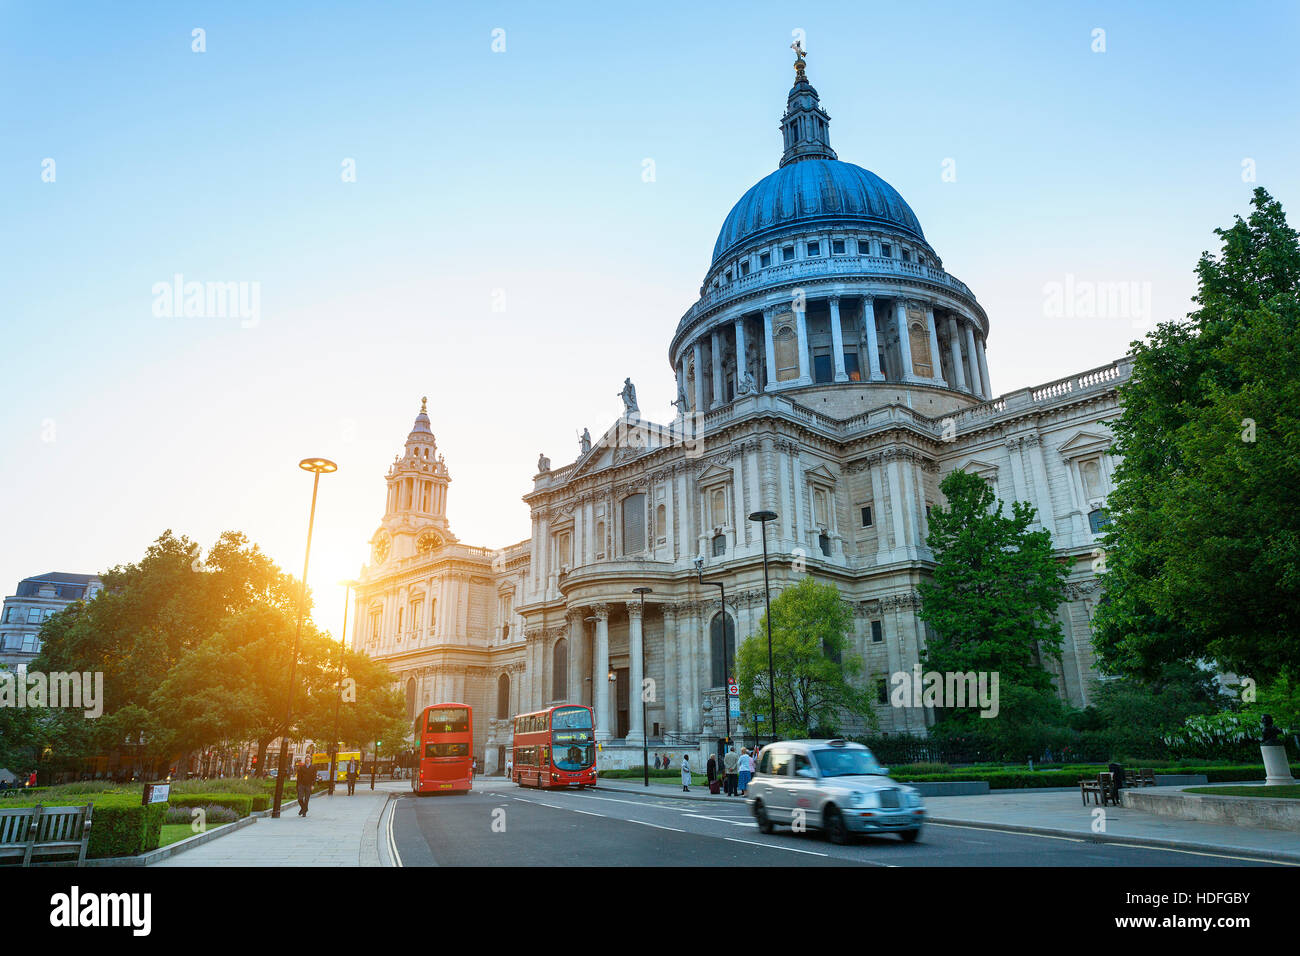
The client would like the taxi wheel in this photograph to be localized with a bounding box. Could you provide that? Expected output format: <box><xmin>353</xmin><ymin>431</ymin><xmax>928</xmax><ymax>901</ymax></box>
<box><xmin>900</xmin><ymin>828</ymin><xmax>921</xmax><ymax>843</ymax></box>
<box><xmin>823</xmin><ymin>806</ymin><xmax>850</xmax><ymax>845</ymax></box>
<box><xmin>753</xmin><ymin>800</ymin><xmax>774</xmax><ymax>834</ymax></box>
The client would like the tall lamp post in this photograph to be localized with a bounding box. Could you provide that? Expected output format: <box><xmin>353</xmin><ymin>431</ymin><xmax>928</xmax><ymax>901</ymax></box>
<box><xmin>271</xmin><ymin>456</ymin><xmax>337</xmax><ymax>819</ymax></box>
<box><xmin>693</xmin><ymin>558</ymin><xmax>730</xmax><ymax>756</ymax></box>
<box><xmin>328</xmin><ymin>579</ymin><xmax>358</xmax><ymax>795</ymax></box>
<box><xmin>748</xmin><ymin>510</ymin><xmax>778</xmax><ymax>746</ymax></box>
<box><xmin>632</xmin><ymin>587</ymin><xmax>653</xmax><ymax>787</ymax></box>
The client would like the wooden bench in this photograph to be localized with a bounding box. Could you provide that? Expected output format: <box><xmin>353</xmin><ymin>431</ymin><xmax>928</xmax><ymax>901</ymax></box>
<box><xmin>0</xmin><ymin>805</ymin><xmax>93</xmax><ymax>866</ymax></box>
<box><xmin>1080</xmin><ymin>772</ymin><xmax>1119</xmax><ymax>806</ymax></box>
<box><xmin>1136</xmin><ymin>768</ymin><xmax>1157</xmax><ymax>787</ymax></box>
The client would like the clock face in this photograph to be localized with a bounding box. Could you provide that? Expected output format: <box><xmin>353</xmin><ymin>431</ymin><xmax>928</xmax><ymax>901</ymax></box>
<box><xmin>372</xmin><ymin>534</ymin><xmax>390</xmax><ymax>565</ymax></box>
<box><xmin>417</xmin><ymin>532</ymin><xmax>439</xmax><ymax>554</ymax></box>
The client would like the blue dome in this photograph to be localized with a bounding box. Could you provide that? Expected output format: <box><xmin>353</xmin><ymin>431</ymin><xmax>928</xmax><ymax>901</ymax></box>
<box><xmin>711</xmin><ymin>159</ymin><xmax>925</xmax><ymax>265</ymax></box>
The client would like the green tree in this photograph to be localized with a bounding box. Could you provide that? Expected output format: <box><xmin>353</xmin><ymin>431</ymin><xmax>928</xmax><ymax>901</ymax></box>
<box><xmin>737</xmin><ymin>576</ymin><xmax>874</xmax><ymax>738</ymax></box>
<box><xmin>1086</xmin><ymin>662</ymin><xmax>1230</xmax><ymax>761</ymax></box>
<box><xmin>918</xmin><ymin>470</ymin><xmax>1069</xmax><ymax>735</ymax></box>
<box><xmin>1094</xmin><ymin>188</ymin><xmax>1300</xmax><ymax>680</ymax></box>
<box><xmin>32</xmin><ymin>530</ymin><xmax>318</xmax><ymax>775</ymax></box>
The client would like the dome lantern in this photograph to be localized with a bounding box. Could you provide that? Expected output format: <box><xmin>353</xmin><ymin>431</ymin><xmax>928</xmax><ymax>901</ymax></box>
<box><xmin>779</xmin><ymin>41</ymin><xmax>837</xmax><ymax>168</ymax></box>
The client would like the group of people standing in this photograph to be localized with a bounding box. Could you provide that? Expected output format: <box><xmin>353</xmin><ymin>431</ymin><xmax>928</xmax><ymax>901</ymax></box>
<box><xmin>670</xmin><ymin>746</ymin><xmax>757</xmax><ymax>795</ymax></box>
<box><xmin>707</xmin><ymin>747</ymin><xmax>756</xmax><ymax>796</ymax></box>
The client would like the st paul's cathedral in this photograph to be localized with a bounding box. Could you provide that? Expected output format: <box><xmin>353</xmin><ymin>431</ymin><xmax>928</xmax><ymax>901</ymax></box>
<box><xmin>352</xmin><ymin>50</ymin><xmax>1128</xmax><ymax>772</ymax></box>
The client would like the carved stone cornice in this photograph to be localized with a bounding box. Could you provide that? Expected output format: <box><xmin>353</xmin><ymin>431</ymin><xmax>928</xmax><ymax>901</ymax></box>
<box><xmin>879</xmin><ymin>591</ymin><xmax>923</xmax><ymax>611</ymax></box>
<box><xmin>1065</xmin><ymin>581</ymin><xmax>1101</xmax><ymax>600</ymax></box>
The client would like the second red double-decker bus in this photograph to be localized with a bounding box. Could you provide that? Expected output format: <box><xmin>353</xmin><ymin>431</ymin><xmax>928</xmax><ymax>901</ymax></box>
<box><xmin>512</xmin><ymin>704</ymin><xmax>597</xmax><ymax>788</ymax></box>
<box><xmin>413</xmin><ymin>702</ymin><xmax>473</xmax><ymax>795</ymax></box>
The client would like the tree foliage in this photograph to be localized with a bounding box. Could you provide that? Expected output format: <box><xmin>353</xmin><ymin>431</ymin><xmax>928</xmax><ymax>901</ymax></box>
<box><xmin>918</xmin><ymin>469</ymin><xmax>1070</xmax><ymax>735</ymax></box>
<box><xmin>737</xmin><ymin>576</ymin><xmax>874</xmax><ymax>738</ymax></box>
<box><xmin>25</xmin><ymin>530</ymin><xmax>405</xmax><ymax>776</ymax></box>
<box><xmin>1094</xmin><ymin>188</ymin><xmax>1300</xmax><ymax>680</ymax></box>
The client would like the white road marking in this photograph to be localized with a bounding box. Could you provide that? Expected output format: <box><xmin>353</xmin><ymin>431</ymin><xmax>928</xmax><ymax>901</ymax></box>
<box><xmin>1098</xmin><ymin>842</ymin><xmax>1297</xmax><ymax>866</ymax></box>
<box><xmin>723</xmin><ymin>837</ymin><xmax>835</xmax><ymax>858</ymax></box>
<box><xmin>930</xmin><ymin>823</ymin><xmax>1084</xmax><ymax>843</ymax></box>
<box><xmin>680</xmin><ymin>814</ymin><xmax>755</xmax><ymax>826</ymax></box>
<box><xmin>628</xmin><ymin>819</ymin><xmax>685</xmax><ymax>833</ymax></box>
<box><xmin>385</xmin><ymin>798</ymin><xmax>403</xmax><ymax>867</ymax></box>
<box><xmin>570</xmin><ymin>809</ymin><xmax>605</xmax><ymax>818</ymax></box>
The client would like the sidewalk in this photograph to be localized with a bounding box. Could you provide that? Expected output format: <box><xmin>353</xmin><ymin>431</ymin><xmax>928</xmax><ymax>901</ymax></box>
<box><xmin>151</xmin><ymin>782</ymin><xmax>403</xmax><ymax>867</ymax></box>
<box><xmin>594</xmin><ymin>778</ymin><xmax>1300</xmax><ymax>861</ymax></box>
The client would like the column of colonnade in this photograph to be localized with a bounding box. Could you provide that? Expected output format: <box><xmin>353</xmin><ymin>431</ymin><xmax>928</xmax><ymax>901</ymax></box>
<box><xmin>675</xmin><ymin>294</ymin><xmax>991</xmax><ymax>407</ymax></box>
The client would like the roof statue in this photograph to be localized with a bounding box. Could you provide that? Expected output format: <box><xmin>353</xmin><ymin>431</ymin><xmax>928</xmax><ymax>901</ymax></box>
<box><xmin>618</xmin><ymin>378</ymin><xmax>639</xmax><ymax>416</ymax></box>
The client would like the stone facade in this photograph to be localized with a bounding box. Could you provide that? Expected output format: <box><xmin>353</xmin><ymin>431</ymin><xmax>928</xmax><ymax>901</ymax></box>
<box><xmin>355</xmin><ymin>57</ymin><xmax>1126</xmax><ymax>769</ymax></box>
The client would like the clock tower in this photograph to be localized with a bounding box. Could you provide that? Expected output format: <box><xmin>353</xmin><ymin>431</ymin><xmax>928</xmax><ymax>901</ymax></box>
<box><xmin>369</xmin><ymin>397</ymin><xmax>456</xmax><ymax>567</ymax></box>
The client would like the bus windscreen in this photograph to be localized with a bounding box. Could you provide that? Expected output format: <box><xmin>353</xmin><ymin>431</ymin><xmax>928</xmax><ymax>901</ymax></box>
<box><xmin>427</xmin><ymin>708</ymin><xmax>469</xmax><ymax>734</ymax></box>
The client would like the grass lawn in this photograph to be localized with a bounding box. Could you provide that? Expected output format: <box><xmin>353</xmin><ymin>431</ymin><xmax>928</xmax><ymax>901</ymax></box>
<box><xmin>1184</xmin><ymin>785</ymin><xmax>1300</xmax><ymax>799</ymax></box>
<box><xmin>159</xmin><ymin>821</ymin><xmax>233</xmax><ymax>847</ymax></box>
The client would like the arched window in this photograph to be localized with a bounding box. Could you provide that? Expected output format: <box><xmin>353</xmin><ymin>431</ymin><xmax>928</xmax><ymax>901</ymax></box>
<box><xmin>622</xmin><ymin>495</ymin><xmax>646</xmax><ymax>555</ymax></box>
<box><xmin>405</xmin><ymin>678</ymin><xmax>417</xmax><ymax>720</ymax></box>
<box><xmin>709</xmin><ymin>612</ymin><xmax>735</xmax><ymax>688</ymax></box>
<box><xmin>710</xmin><ymin>488</ymin><xmax>727</xmax><ymax>528</ymax></box>
<box><xmin>497</xmin><ymin>673</ymin><xmax>510</xmax><ymax>719</ymax></box>
<box><xmin>552</xmin><ymin>638</ymin><xmax>568</xmax><ymax>700</ymax></box>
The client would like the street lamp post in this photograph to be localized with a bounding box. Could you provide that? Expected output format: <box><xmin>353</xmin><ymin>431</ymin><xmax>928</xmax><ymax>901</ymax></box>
<box><xmin>271</xmin><ymin>456</ymin><xmax>338</xmax><ymax>819</ymax></box>
<box><xmin>748</xmin><ymin>510</ymin><xmax>778</xmax><ymax>746</ymax></box>
<box><xmin>632</xmin><ymin>587</ymin><xmax>653</xmax><ymax>787</ymax></box>
<box><xmin>328</xmin><ymin>579</ymin><xmax>358</xmax><ymax>796</ymax></box>
<box><xmin>693</xmin><ymin>558</ymin><xmax>730</xmax><ymax>757</ymax></box>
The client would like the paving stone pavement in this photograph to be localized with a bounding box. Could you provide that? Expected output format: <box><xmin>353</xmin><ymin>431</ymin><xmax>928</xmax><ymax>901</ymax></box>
<box><xmin>152</xmin><ymin>782</ymin><xmax>403</xmax><ymax>867</ymax></box>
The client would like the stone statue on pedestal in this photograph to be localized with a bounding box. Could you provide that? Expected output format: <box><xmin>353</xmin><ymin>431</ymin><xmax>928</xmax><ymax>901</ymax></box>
<box><xmin>579</xmin><ymin>428</ymin><xmax>591</xmax><ymax>455</ymax></box>
<box><xmin>537</xmin><ymin>452</ymin><xmax>551</xmax><ymax>473</ymax></box>
<box><xmin>618</xmin><ymin>378</ymin><xmax>639</xmax><ymax>416</ymax></box>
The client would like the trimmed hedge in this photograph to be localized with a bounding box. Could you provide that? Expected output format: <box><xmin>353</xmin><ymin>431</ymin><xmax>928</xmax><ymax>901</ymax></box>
<box><xmin>0</xmin><ymin>790</ymin><xmax>166</xmax><ymax>858</ymax></box>
<box><xmin>166</xmin><ymin>793</ymin><xmax>254</xmax><ymax>818</ymax></box>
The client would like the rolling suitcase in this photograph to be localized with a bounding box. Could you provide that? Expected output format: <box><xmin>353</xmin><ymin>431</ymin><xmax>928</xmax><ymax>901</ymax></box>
<box><xmin>709</xmin><ymin>779</ymin><xmax>721</xmax><ymax>795</ymax></box>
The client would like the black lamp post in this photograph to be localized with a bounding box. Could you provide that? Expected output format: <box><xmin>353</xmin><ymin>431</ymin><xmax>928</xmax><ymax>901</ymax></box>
<box><xmin>694</xmin><ymin>558</ymin><xmax>730</xmax><ymax>756</ymax></box>
<box><xmin>632</xmin><ymin>587</ymin><xmax>653</xmax><ymax>787</ymax></box>
<box><xmin>328</xmin><ymin>579</ymin><xmax>358</xmax><ymax>795</ymax></box>
<box><xmin>272</xmin><ymin>456</ymin><xmax>337</xmax><ymax>818</ymax></box>
<box><xmin>748</xmin><ymin>510</ymin><xmax>778</xmax><ymax>746</ymax></box>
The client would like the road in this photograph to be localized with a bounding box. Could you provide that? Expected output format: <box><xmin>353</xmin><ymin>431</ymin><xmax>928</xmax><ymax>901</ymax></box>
<box><xmin>390</xmin><ymin>779</ymin><xmax>1290</xmax><ymax>867</ymax></box>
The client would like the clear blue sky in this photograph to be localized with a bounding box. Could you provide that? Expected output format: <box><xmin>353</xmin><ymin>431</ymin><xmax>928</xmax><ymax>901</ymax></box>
<box><xmin>3</xmin><ymin>1</ymin><xmax>1297</xmax><ymax>634</ymax></box>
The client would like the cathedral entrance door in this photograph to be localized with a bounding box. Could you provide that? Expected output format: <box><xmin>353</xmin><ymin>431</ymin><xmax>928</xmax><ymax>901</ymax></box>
<box><xmin>615</xmin><ymin>667</ymin><xmax>630</xmax><ymax>739</ymax></box>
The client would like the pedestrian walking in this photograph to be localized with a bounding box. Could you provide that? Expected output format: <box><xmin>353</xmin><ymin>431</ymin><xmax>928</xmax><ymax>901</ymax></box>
<box><xmin>723</xmin><ymin>746</ymin><xmax>739</xmax><ymax>796</ymax></box>
<box><xmin>737</xmin><ymin>748</ymin><xmax>753</xmax><ymax>795</ymax></box>
<box><xmin>295</xmin><ymin>758</ymin><xmax>317</xmax><ymax>816</ymax></box>
<box><xmin>346</xmin><ymin>757</ymin><xmax>359</xmax><ymax>796</ymax></box>
<box><xmin>506</xmin><ymin>756</ymin><xmax>513</xmax><ymax>780</ymax></box>
<box><xmin>680</xmin><ymin>754</ymin><xmax>691</xmax><ymax>791</ymax></box>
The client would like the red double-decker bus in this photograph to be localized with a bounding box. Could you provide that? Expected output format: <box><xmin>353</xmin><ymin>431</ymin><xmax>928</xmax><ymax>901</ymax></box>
<box><xmin>413</xmin><ymin>702</ymin><xmax>473</xmax><ymax>795</ymax></box>
<box><xmin>512</xmin><ymin>704</ymin><xmax>597</xmax><ymax>788</ymax></box>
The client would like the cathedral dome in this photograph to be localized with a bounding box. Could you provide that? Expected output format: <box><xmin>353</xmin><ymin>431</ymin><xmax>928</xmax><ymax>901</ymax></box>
<box><xmin>711</xmin><ymin>159</ymin><xmax>925</xmax><ymax>265</ymax></box>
